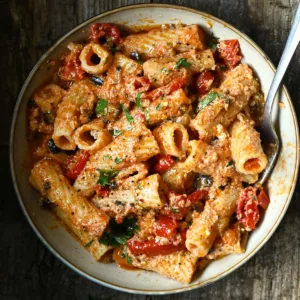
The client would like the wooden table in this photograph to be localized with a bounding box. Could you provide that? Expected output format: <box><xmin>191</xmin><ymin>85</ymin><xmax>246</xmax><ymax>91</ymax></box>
<box><xmin>1</xmin><ymin>0</ymin><xmax>299</xmax><ymax>299</ymax></box>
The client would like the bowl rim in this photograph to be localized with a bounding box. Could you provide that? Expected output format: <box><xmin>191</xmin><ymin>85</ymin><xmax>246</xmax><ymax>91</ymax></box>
<box><xmin>9</xmin><ymin>3</ymin><xmax>300</xmax><ymax>295</ymax></box>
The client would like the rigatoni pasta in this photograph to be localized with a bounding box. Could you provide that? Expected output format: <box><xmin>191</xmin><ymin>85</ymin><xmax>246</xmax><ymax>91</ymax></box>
<box><xmin>27</xmin><ymin>22</ymin><xmax>270</xmax><ymax>284</ymax></box>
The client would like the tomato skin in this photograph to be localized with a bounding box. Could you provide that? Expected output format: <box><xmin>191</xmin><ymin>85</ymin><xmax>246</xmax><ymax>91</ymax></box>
<box><xmin>153</xmin><ymin>154</ymin><xmax>175</xmax><ymax>173</ymax></box>
<box><xmin>161</xmin><ymin>190</ymin><xmax>208</xmax><ymax>219</ymax></box>
<box><xmin>195</xmin><ymin>71</ymin><xmax>214</xmax><ymax>95</ymax></box>
<box><xmin>145</xmin><ymin>77</ymin><xmax>186</xmax><ymax>101</ymax></box>
<box><xmin>59</xmin><ymin>47</ymin><xmax>85</xmax><ymax>81</ymax></box>
<box><xmin>95</xmin><ymin>185</ymin><xmax>110</xmax><ymax>197</ymax></box>
<box><xmin>257</xmin><ymin>188</ymin><xmax>270</xmax><ymax>210</ymax></box>
<box><xmin>64</xmin><ymin>150</ymin><xmax>90</xmax><ymax>180</ymax></box>
<box><xmin>127</xmin><ymin>239</ymin><xmax>186</xmax><ymax>257</ymax></box>
<box><xmin>154</xmin><ymin>216</ymin><xmax>178</xmax><ymax>238</ymax></box>
<box><xmin>90</xmin><ymin>23</ymin><xmax>121</xmax><ymax>44</ymax></box>
<box><xmin>218</xmin><ymin>39</ymin><xmax>242</xmax><ymax>69</ymax></box>
<box><xmin>237</xmin><ymin>187</ymin><xmax>260</xmax><ymax>231</ymax></box>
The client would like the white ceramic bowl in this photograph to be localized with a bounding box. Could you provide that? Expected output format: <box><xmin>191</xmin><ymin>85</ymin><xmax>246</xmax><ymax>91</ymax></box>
<box><xmin>10</xmin><ymin>4</ymin><xmax>299</xmax><ymax>295</ymax></box>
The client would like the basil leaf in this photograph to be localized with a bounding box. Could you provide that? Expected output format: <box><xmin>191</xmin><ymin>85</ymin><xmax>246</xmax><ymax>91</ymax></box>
<box><xmin>115</xmin><ymin>157</ymin><xmax>123</xmax><ymax>164</ymax></box>
<box><xmin>174</xmin><ymin>58</ymin><xmax>191</xmax><ymax>70</ymax></box>
<box><xmin>121</xmin><ymin>104</ymin><xmax>134</xmax><ymax>123</ymax></box>
<box><xmin>136</xmin><ymin>92</ymin><xmax>143</xmax><ymax>108</ymax></box>
<box><xmin>226</xmin><ymin>160</ymin><xmax>235</xmax><ymax>167</ymax></box>
<box><xmin>126</xmin><ymin>255</ymin><xmax>133</xmax><ymax>265</ymax></box>
<box><xmin>95</xmin><ymin>98</ymin><xmax>108</xmax><ymax>115</ymax></box>
<box><xmin>161</xmin><ymin>68</ymin><xmax>170</xmax><ymax>74</ymax></box>
<box><xmin>99</xmin><ymin>218</ymin><xmax>139</xmax><ymax>247</ymax></box>
<box><xmin>208</xmin><ymin>33</ymin><xmax>220</xmax><ymax>49</ymax></box>
<box><xmin>110</xmin><ymin>129</ymin><xmax>122</xmax><ymax>137</ymax></box>
<box><xmin>85</xmin><ymin>240</ymin><xmax>94</xmax><ymax>247</ymax></box>
<box><xmin>43</xmin><ymin>111</ymin><xmax>55</xmax><ymax>124</ymax></box>
<box><xmin>156</xmin><ymin>103</ymin><xmax>162</xmax><ymax>111</ymax></box>
<box><xmin>197</xmin><ymin>91</ymin><xmax>220</xmax><ymax>112</ymax></box>
<box><xmin>97</xmin><ymin>169</ymin><xmax>120</xmax><ymax>187</ymax></box>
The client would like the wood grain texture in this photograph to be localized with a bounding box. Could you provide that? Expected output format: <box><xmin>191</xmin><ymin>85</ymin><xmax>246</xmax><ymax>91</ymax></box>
<box><xmin>1</xmin><ymin>0</ymin><xmax>299</xmax><ymax>299</ymax></box>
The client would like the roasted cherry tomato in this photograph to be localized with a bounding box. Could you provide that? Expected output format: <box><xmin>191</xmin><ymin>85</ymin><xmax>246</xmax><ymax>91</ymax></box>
<box><xmin>89</xmin><ymin>23</ymin><xmax>121</xmax><ymax>44</ymax></box>
<box><xmin>194</xmin><ymin>71</ymin><xmax>214</xmax><ymax>95</ymax></box>
<box><xmin>153</xmin><ymin>154</ymin><xmax>175</xmax><ymax>173</ymax></box>
<box><xmin>162</xmin><ymin>190</ymin><xmax>208</xmax><ymax>219</ymax></box>
<box><xmin>145</xmin><ymin>77</ymin><xmax>187</xmax><ymax>101</ymax></box>
<box><xmin>154</xmin><ymin>216</ymin><xmax>178</xmax><ymax>238</ymax></box>
<box><xmin>257</xmin><ymin>188</ymin><xmax>270</xmax><ymax>210</ymax></box>
<box><xmin>59</xmin><ymin>45</ymin><xmax>85</xmax><ymax>81</ymax></box>
<box><xmin>218</xmin><ymin>40</ymin><xmax>242</xmax><ymax>69</ymax></box>
<box><xmin>95</xmin><ymin>185</ymin><xmax>110</xmax><ymax>197</ymax></box>
<box><xmin>237</xmin><ymin>187</ymin><xmax>260</xmax><ymax>231</ymax></box>
<box><xmin>64</xmin><ymin>150</ymin><xmax>90</xmax><ymax>180</ymax></box>
<box><xmin>127</xmin><ymin>239</ymin><xmax>186</xmax><ymax>257</ymax></box>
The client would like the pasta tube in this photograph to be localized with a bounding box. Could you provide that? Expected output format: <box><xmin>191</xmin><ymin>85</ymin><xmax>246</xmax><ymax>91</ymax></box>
<box><xmin>74</xmin><ymin>119</ymin><xmax>112</xmax><ymax>152</ymax></box>
<box><xmin>190</xmin><ymin>64</ymin><xmax>259</xmax><ymax>140</ymax></box>
<box><xmin>120</xmin><ymin>25</ymin><xmax>206</xmax><ymax>59</ymax></box>
<box><xmin>186</xmin><ymin>186</ymin><xmax>240</xmax><ymax>257</ymax></box>
<box><xmin>74</xmin><ymin>124</ymin><xmax>160</xmax><ymax>196</ymax></box>
<box><xmin>143</xmin><ymin>50</ymin><xmax>215</xmax><ymax>87</ymax></box>
<box><xmin>29</xmin><ymin>158</ymin><xmax>109</xmax><ymax>237</ymax></box>
<box><xmin>92</xmin><ymin>174</ymin><xmax>167</xmax><ymax>221</ymax></box>
<box><xmin>53</xmin><ymin>206</ymin><xmax>112</xmax><ymax>260</ymax></box>
<box><xmin>230</xmin><ymin>116</ymin><xmax>268</xmax><ymax>175</ymax></box>
<box><xmin>52</xmin><ymin>80</ymin><xmax>97</xmax><ymax>150</ymax></box>
<box><xmin>79</xmin><ymin>43</ymin><xmax>113</xmax><ymax>75</ymax></box>
<box><xmin>128</xmin><ymin>249</ymin><xmax>198</xmax><ymax>284</ymax></box>
<box><xmin>153</xmin><ymin>122</ymin><xmax>189</xmax><ymax>159</ymax></box>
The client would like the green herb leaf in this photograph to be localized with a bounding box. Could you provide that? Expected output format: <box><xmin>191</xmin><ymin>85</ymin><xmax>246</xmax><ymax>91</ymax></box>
<box><xmin>110</xmin><ymin>129</ymin><xmax>122</xmax><ymax>137</ymax></box>
<box><xmin>43</xmin><ymin>182</ymin><xmax>51</xmax><ymax>191</ymax></box>
<box><xmin>208</xmin><ymin>33</ymin><xmax>220</xmax><ymax>49</ymax></box>
<box><xmin>97</xmin><ymin>169</ymin><xmax>120</xmax><ymax>187</ymax></box>
<box><xmin>174</xmin><ymin>58</ymin><xmax>191</xmax><ymax>70</ymax></box>
<box><xmin>103</xmin><ymin>155</ymin><xmax>112</xmax><ymax>161</ymax></box>
<box><xmin>85</xmin><ymin>240</ymin><xmax>94</xmax><ymax>247</ymax></box>
<box><xmin>121</xmin><ymin>104</ymin><xmax>134</xmax><ymax>123</ymax></box>
<box><xmin>136</xmin><ymin>92</ymin><xmax>143</xmax><ymax>109</ymax></box>
<box><xmin>99</xmin><ymin>218</ymin><xmax>140</xmax><ymax>247</ymax></box>
<box><xmin>126</xmin><ymin>255</ymin><xmax>133</xmax><ymax>265</ymax></box>
<box><xmin>197</xmin><ymin>91</ymin><xmax>220</xmax><ymax>112</ymax></box>
<box><xmin>161</xmin><ymin>68</ymin><xmax>170</xmax><ymax>74</ymax></box>
<box><xmin>188</xmin><ymin>220</ymin><xmax>193</xmax><ymax>227</ymax></box>
<box><xmin>95</xmin><ymin>98</ymin><xmax>108</xmax><ymax>115</ymax></box>
<box><xmin>121</xmin><ymin>252</ymin><xmax>126</xmax><ymax>258</ymax></box>
<box><xmin>156</xmin><ymin>103</ymin><xmax>162</xmax><ymax>111</ymax></box>
<box><xmin>226</xmin><ymin>160</ymin><xmax>235</xmax><ymax>167</ymax></box>
<box><xmin>171</xmin><ymin>207</ymin><xmax>180</xmax><ymax>214</ymax></box>
<box><xmin>144</xmin><ymin>109</ymin><xmax>150</xmax><ymax>124</ymax></box>
<box><xmin>115</xmin><ymin>157</ymin><xmax>123</xmax><ymax>164</ymax></box>
<box><xmin>218</xmin><ymin>185</ymin><xmax>226</xmax><ymax>191</ymax></box>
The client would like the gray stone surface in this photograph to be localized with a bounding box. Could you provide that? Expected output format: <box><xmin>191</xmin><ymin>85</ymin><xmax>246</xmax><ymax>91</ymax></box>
<box><xmin>1</xmin><ymin>0</ymin><xmax>299</xmax><ymax>299</ymax></box>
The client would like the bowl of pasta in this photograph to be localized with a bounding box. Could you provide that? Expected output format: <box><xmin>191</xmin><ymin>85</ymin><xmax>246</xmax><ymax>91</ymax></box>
<box><xmin>10</xmin><ymin>3</ymin><xmax>299</xmax><ymax>294</ymax></box>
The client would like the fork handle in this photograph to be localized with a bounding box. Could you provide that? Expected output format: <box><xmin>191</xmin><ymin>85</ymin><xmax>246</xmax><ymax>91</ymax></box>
<box><xmin>264</xmin><ymin>2</ymin><xmax>300</xmax><ymax>117</ymax></box>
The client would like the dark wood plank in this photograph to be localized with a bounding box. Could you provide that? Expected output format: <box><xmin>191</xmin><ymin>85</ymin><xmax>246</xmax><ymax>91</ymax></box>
<box><xmin>1</xmin><ymin>0</ymin><xmax>299</xmax><ymax>299</ymax></box>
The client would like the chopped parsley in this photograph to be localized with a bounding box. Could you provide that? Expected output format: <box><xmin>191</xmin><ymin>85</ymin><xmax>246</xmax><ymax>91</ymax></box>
<box><xmin>136</xmin><ymin>92</ymin><xmax>143</xmax><ymax>109</ymax></box>
<box><xmin>115</xmin><ymin>157</ymin><xmax>123</xmax><ymax>164</ymax></box>
<box><xmin>99</xmin><ymin>218</ymin><xmax>140</xmax><ymax>247</ymax></box>
<box><xmin>144</xmin><ymin>109</ymin><xmax>150</xmax><ymax>124</ymax></box>
<box><xmin>43</xmin><ymin>182</ymin><xmax>51</xmax><ymax>191</ymax></box>
<box><xmin>161</xmin><ymin>68</ymin><xmax>170</xmax><ymax>74</ymax></box>
<box><xmin>208</xmin><ymin>33</ymin><xmax>220</xmax><ymax>49</ymax></box>
<box><xmin>226</xmin><ymin>160</ymin><xmax>235</xmax><ymax>167</ymax></box>
<box><xmin>85</xmin><ymin>240</ymin><xmax>94</xmax><ymax>247</ymax></box>
<box><xmin>110</xmin><ymin>129</ymin><xmax>122</xmax><ymax>137</ymax></box>
<box><xmin>121</xmin><ymin>251</ymin><xmax>133</xmax><ymax>264</ymax></box>
<box><xmin>156</xmin><ymin>103</ymin><xmax>162</xmax><ymax>111</ymax></box>
<box><xmin>103</xmin><ymin>155</ymin><xmax>112</xmax><ymax>161</ymax></box>
<box><xmin>95</xmin><ymin>98</ymin><xmax>108</xmax><ymax>115</ymax></box>
<box><xmin>121</xmin><ymin>104</ymin><xmax>134</xmax><ymax>123</ymax></box>
<box><xmin>174</xmin><ymin>58</ymin><xmax>191</xmax><ymax>70</ymax></box>
<box><xmin>97</xmin><ymin>169</ymin><xmax>120</xmax><ymax>187</ymax></box>
<box><xmin>197</xmin><ymin>91</ymin><xmax>220</xmax><ymax>112</ymax></box>
<box><xmin>171</xmin><ymin>207</ymin><xmax>180</xmax><ymax>214</ymax></box>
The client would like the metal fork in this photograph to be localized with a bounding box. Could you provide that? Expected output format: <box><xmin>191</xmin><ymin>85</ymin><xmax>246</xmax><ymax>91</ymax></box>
<box><xmin>258</xmin><ymin>2</ymin><xmax>300</xmax><ymax>185</ymax></box>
